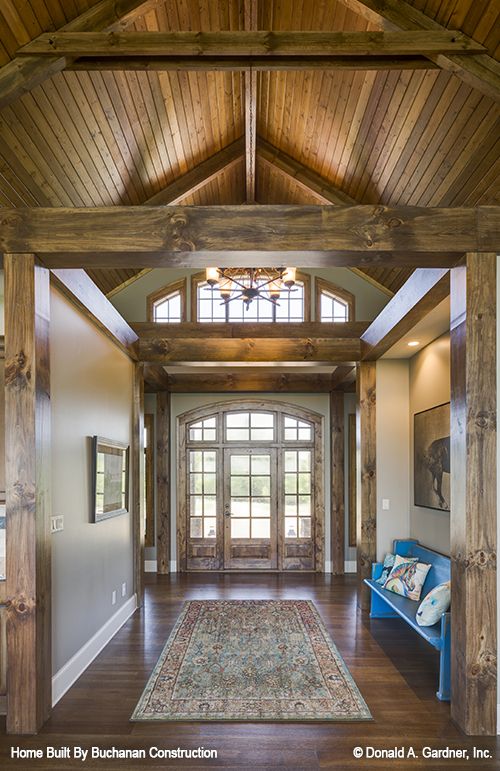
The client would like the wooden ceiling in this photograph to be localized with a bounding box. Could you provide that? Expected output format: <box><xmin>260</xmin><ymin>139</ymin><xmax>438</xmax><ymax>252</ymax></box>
<box><xmin>0</xmin><ymin>0</ymin><xmax>498</xmax><ymax>298</ymax></box>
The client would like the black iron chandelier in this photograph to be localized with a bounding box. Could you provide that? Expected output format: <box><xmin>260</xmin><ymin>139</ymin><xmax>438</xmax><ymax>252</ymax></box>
<box><xmin>205</xmin><ymin>267</ymin><xmax>297</xmax><ymax>309</ymax></box>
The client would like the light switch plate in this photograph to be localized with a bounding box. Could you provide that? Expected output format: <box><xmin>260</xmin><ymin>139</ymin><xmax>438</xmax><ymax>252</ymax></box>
<box><xmin>51</xmin><ymin>515</ymin><xmax>64</xmax><ymax>533</ymax></box>
<box><xmin>382</xmin><ymin>499</ymin><xmax>390</xmax><ymax>511</ymax></box>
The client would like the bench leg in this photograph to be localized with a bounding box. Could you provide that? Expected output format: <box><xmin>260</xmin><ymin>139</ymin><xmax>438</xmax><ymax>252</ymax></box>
<box><xmin>369</xmin><ymin>591</ymin><xmax>399</xmax><ymax>619</ymax></box>
<box><xmin>436</xmin><ymin>613</ymin><xmax>451</xmax><ymax>701</ymax></box>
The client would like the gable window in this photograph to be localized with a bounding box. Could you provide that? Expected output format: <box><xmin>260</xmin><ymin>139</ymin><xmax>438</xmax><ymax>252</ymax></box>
<box><xmin>147</xmin><ymin>279</ymin><xmax>186</xmax><ymax>323</ymax></box>
<box><xmin>192</xmin><ymin>272</ymin><xmax>310</xmax><ymax>323</ymax></box>
<box><xmin>315</xmin><ymin>277</ymin><xmax>354</xmax><ymax>322</ymax></box>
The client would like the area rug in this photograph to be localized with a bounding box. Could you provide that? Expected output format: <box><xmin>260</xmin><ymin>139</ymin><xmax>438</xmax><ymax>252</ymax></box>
<box><xmin>131</xmin><ymin>599</ymin><xmax>371</xmax><ymax>722</ymax></box>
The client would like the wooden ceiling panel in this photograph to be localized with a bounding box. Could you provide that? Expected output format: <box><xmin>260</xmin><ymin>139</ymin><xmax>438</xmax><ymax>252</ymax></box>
<box><xmin>406</xmin><ymin>0</ymin><xmax>500</xmax><ymax>58</ymax></box>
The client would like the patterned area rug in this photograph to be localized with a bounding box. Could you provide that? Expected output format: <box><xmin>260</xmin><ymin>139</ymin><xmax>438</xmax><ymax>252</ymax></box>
<box><xmin>131</xmin><ymin>600</ymin><xmax>371</xmax><ymax>722</ymax></box>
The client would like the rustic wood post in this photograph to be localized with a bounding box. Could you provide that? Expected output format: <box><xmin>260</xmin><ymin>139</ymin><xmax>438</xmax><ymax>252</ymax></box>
<box><xmin>356</xmin><ymin>361</ymin><xmax>376</xmax><ymax>611</ymax></box>
<box><xmin>4</xmin><ymin>253</ymin><xmax>51</xmax><ymax>734</ymax></box>
<box><xmin>450</xmin><ymin>253</ymin><xmax>497</xmax><ymax>735</ymax></box>
<box><xmin>132</xmin><ymin>362</ymin><xmax>145</xmax><ymax>607</ymax></box>
<box><xmin>330</xmin><ymin>390</ymin><xmax>345</xmax><ymax>575</ymax></box>
<box><xmin>156</xmin><ymin>390</ymin><xmax>171</xmax><ymax>574</ymax></box>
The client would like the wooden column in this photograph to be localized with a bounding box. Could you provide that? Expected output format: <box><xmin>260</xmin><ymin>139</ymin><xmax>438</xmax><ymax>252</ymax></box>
<box><xmin>4</xmin><ymin>254</ymin><xmax>51</xmax><ymax>734</ymax></box>
<box><xmin>330</xmin><ymin>390</ymin><xmax>345</xmax><ymax>575</ymax></box>
<box><xmin>156</xmin><ymin>391</ymin><xmax>171</xmax><ymax>574</ymax></box>
<box><xmin>356</xmin><ymin>361</ymin><xmax>376</xmax><ymax>611</ymax></box>
<box><xmin>132</xmin><ymin>363</ymin><xmax>145</xmax><ymax>607</ymax></box>
<box><xmin>450</xmin><ymin>253</ymin><xmax>497</xmax><ymax>736</ymax></box>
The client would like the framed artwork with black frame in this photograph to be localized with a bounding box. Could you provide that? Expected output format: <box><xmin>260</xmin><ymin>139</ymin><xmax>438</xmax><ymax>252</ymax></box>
<box><xmin>91</xmin><ymin>436</ymin><xmax>129</xmax><ymax>523</ymax></box>
<box><xmin>414</xmin><ymin>403</ymin><xmax>450</xmax><ymax>512</ymax></box>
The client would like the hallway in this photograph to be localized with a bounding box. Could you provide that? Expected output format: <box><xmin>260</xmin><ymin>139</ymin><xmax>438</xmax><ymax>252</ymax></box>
<box><xmin>1</xmin><ymin>574</ymin><xmax>497</xmax><ymax>769</ymax></box>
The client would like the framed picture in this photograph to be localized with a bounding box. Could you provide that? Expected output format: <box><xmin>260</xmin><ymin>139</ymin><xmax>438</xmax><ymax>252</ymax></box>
<box><xmin>414</xmin><ymin>403</ymin><xmax>450</xmax><ymax>512</ymax></box>
<box><xmin>91</xmin><ymin>436</ymin><xmax>129</xmax><ymax>523</ymax></box>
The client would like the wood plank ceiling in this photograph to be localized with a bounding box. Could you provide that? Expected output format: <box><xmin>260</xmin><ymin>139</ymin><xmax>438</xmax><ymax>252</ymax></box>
<box><xmin>0</xmin><ymin>0</ymin><xmax>498</xmax><ymax>297</ymax></box>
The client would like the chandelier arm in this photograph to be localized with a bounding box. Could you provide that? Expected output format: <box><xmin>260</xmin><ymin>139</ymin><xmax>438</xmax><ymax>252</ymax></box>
<box><xmin>220</xmin><ymin>290</ymin><xmax>245</xmax><ymax>305</ymax></box>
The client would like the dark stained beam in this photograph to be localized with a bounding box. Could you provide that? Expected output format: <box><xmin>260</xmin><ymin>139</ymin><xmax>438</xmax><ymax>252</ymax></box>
<box><xmin>361</xmin><ymin>268</ymin><xmax>450</xmax><ymax>359</ymax></box>
<box><xmin>0</xmin><ymin>0</ymin><xmax>163</xmax><ymax>110</ymax></box>
<box><xmin>132</xmin><ymin>321</ymin><xmax>368</xmax><ymax>339</ymax></box>
<box><xmin>450</xmin><ymin>254</ymin><xmax>497</xmax><ymax>735</ymax></box>
<box><xmin>143</xmin><ymin>364</ymin><xmax>170</xmax><ymax>392</ymax></box>
<box><xmin>137</xmin><ymin>337</ymin><xmax>362</xmax><ymax>365</ymax></box>
<box><xmin>356</xmin><ymin>361</ymin><xmax>376</xmax><ymax>612</ymax></box>
<box><xmin>2</xmin><ymin>205</ymin><xmax>497</xmax><ymax>255</ymax></box>
<box><xmin>156</xmin><ymin>391</ymin><xmax>170</xmax><ymax>574</ymax></box>
<box><xmin>331</xmin><ymin>365</ymin><xmax>357</xmax><ymax>389</ymax></box>
<box><xmin>50</xmin><ymin>269</ymin><xmax>138</xmax><ymax>359</ymax></box>
<box><xmin>244</xmin><ymin>1</ymin><xmax>258</xmax><ymax>202</ymax></box>
<box><xmin>18</xmin><ymin>31</ymin><xmax>485</xmax><ymax>58</ymax></box>
<box><xmin>331</xmin><ymin>391</ymin><xmax>345</xmax><ymax>576</ymax></box>
<box><xmin>166</xmin><ymin>372</ymin><xmax>338</xmax><ymax>392</ymax></box>
<box><xmin>337</xmin><ymin>0</ymin><xmax>500</xmax><ymax>103</ymax></box>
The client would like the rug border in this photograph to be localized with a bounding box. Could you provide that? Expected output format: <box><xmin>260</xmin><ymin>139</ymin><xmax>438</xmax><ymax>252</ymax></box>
<box><xmin>130</xmin><ymin>599</ymin><xmax>372</xmax><ymax>723</ymax></box>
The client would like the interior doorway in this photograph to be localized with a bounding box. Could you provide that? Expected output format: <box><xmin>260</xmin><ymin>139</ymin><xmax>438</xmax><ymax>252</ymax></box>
<box><xmin>177</xmin><ymin>401</ymin><xmax>324</xmax><ymax>572</ymax></box>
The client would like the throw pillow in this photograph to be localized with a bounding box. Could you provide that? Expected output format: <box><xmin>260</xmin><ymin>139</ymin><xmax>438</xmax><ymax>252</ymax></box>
<box><xmin>416</xmin><ymin>581</ymin><xmax>451</xmax><ymax>627</ymax></box>
<box><xmin>376</xmin><ymin>553</ymin><xmax>396</xmax><ymax>585</ymax></box>
<box><xmin>383</xmin><ymin>554</ymin><xmax>431</xmax><ymax>601</ymax></box>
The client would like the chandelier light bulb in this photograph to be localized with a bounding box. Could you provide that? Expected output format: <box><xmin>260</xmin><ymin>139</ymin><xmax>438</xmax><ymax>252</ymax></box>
<box><xmin>206</xmin><ymin>267</ymin><xmax>220</xmax><ymax>286</ymax></box>
<box><xmin>268</xmin><ymin>279</ymin><xmax>282</xmax><ymax>299</ymax></box>
<box><xmin>282</xmin><ymin>267</ymin><xmax>296</xmax><ymax>288</ymax></box>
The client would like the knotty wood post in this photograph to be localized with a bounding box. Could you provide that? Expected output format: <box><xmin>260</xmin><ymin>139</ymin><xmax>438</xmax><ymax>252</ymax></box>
<box><xmin>4</xmin><ymin>254</ymin><xmax>51</xmax><ymax>734</ymax></box>
<box><xmin>450</xmin><ymin>254</ymin><xmax>497</xmax><ymax>736</ymax></box>
<box><xmin>132</xmin><ymin>363</ymin><xmax>145</xmax><ymax>607</ymax></box>
<box><xmin>356</xmin><ymin>361</ymin><xmax>376</xmax><ymax>611</ymax></box>
<box><xmin>156</xmin><ymin>390</ymin><xmax>171</xmax><ymax>574</ymax></box>
<box><xmin>330</xmin><ymin>390</ymin><xmax>345</xmax><ymax>575</ymax></box>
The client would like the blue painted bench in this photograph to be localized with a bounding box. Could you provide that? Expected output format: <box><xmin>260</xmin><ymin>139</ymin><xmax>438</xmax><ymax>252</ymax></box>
<box><xmin>364</xmin><ymin>539</ymin><xmax>451</xmax><ymax>701</ymax></box>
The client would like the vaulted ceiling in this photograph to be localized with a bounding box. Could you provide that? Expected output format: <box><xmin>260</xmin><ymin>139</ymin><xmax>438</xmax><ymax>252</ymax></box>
<box><xmin>0</xmin><ymin>0</ymin><xmax>498</xmax><ymax>298</ymax></box>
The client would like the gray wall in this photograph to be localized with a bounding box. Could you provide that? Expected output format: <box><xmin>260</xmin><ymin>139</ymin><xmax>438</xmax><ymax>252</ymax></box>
<box><xmin>50</xmin><ymin>288</ymin><xmax>134</xmax><ymax>673</ymax></box>
<box><xmin>409</xmin><ymin>333</ymin><xmax>450</xmax><ymax>554</ymax></box>
<box><xmin>110</xmin><ymin>267</ymin><xmax>389</xmax><ymax>322</ymax></box>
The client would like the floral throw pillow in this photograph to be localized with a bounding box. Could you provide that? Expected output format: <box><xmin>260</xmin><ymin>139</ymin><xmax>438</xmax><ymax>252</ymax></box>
<box><xmin>375</xmin><ymin>553</ymin><xmax>396</xmax><ymax>585</ymax></box>
<box><xmin>416</xmin><ymin>581</ymin><xmax>451</xmax><ymax>627</ymax></box>
<box><xmin>383</xmin><ymin>554</ymin><xmax>431</xmax><ymax>601</ymax></box>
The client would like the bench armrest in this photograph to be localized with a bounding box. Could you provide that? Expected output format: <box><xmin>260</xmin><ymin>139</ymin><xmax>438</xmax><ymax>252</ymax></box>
<box><xmin>371</xmin><ymin>562</ymin><xmax>384</xmax><ymax>581</ymax></box>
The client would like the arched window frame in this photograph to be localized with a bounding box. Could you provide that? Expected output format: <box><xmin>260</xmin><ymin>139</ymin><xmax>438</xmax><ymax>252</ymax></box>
<box><xmin>146</xmin><ymin>278</ymin><xmax>187</xmax><ymax>323</ymax></box>
<box><xmin>315</xmin><ymin>277</ymin><xmax>355</xmax><ymax>322</ymax></box>
<box><xmin>190</xmin><ymin>270</ymin><xmax>311</xmax><ymax>322</ymax></box>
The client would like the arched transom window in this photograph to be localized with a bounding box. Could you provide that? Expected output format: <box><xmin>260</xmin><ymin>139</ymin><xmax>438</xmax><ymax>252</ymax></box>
<box><xmin>315</xmin><ymin>277</ymin><xmax>355</xmax><ymax>322</ymax></box>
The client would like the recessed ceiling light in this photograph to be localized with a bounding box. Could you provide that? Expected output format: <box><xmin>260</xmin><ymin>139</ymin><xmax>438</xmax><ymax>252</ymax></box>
<box><xmin>407</xmin><ymin>341</ymin><xmax>420</xmax><ymax>347</ymax></box>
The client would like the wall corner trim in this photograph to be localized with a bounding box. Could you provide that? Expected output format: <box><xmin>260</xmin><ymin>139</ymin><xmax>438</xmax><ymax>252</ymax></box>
<box><xmin>52</xmin><ymin>594</ymin><xmax>138</xmax><ymax>706</ymax></box>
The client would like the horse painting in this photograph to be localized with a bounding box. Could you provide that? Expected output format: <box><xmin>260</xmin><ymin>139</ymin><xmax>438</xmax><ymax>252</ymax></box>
<box><xmin>414</xmin><ymin>404</ymin><xmax>450</xmax><ymax>511</ymax></box>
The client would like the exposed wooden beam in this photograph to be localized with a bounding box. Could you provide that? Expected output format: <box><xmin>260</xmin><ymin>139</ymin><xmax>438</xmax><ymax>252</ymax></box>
<box><xmin>2</xmin><ymin>205</ymin><xmax>497</xmax><ymax>255</ymax></box>
<box><xmin>67</xmin><ymin>55</ymin><xmax>440</xmax><ymax>71</ymax></box>
<box><xmin>337</xmin><ymin>0</ymin><xmax>500</xmax><ymax>103</ymax></box>
<box><xmin>331</xmin><ymin>391</ymin><xmax>345</xmax><ymax>576</ymax></box>
<box><xmin>331</xmin><ymin>365</ymin><xmax>357</xmax><ymax>389</ymax></box>
<box><xmin>137</xmin><ymin>337</ymin><xmax>362</xmax><ymax>364</ymax></box>
<box><xmin>133</xmin><ymin>321</ymin><xmax>368</xmax><ymax>339</ymax></box>
<box><xmin>132</xmin><ymin>363</ymin><xmax>145</xmax><ymax>607</ymax></box>
<box><xmin>0</xmin><ymin>0</ymin><xmax>162</xmax><ymax>110</ymax></box>
<box><xmin>450</xmin><ymin>255</ymin><xmax>497</xmax><ymax>735</ymax></box>
<box><xmin>349</xmin><ymin>267</ymin><xmax>395</xmax><ymax>297</ymax></box>
<box><xmin>166</xmin><ymin>372</ymin><xmax>338</xmax><ymax>392</ymax></box>
<box><xmin>143</xmin><ymin>364</ymin><xmax>170</xmax><ymax>392</ymax></box>
<box><xmin>156</xmin><ymin>391</ymin><xmax>170</xmax><ymax>574</ymax></box>
<box><xmin>244</xmin><ymin>1</ymin><xmax>258</xmax><ymax>202</ymax></box>
<box><xmin>356</xmin><ymin>361</ymin><xmax>376</xmax><ymax>612</ymax></box>
<box><xmin>50</xmin><ymin>269</ymin><xmax>138</xmax><ymax>359</ymax></box>
<box><xmin>361</xmin><ymin>268</ymin><xmax>450</xmax><ymax>359</ymax></box>
<box><xmin>18</xmin><ymin>31</ymin><xmax>486</xmax><ymax>58</ymax></box>
<box><xmin>4</xmin><ymin>254</ymin><xmax>51</xmax><ymax>733</ymax></box>
<box><xmin>258</xmin><ymin>137</ymin><xmax>357</xmax><ymax>205</ymax></box>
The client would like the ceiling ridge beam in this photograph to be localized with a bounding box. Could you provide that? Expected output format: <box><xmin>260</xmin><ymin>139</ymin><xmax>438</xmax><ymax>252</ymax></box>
<box><xmin>0</xmin><ymin>0</ymin><xmax>163</xmax><ymax>110</ymax></box>
<box><xmin>337</xmin><ymin>0</ymin><xmax>500</xmax><ymax>103</ymax></box>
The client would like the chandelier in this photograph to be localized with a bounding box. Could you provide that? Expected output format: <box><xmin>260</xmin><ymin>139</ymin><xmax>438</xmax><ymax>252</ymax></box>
<box><xmin>205</xmin><ymin>267</ymin><xmax>296</xmax><ymax>309</ymax></box>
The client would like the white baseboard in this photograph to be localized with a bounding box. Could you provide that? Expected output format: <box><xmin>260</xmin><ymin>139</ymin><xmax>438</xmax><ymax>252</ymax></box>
<box><xmin>325</xmin><ymin>560</ymin><xmax>332</xmax><ymax>573</ymax></box>
<box><xmin>145</xmin><ymin>560</ymin><xmax>177</xmax><ymax>572</ymax></box>
<box><xmin>345</xmin><ymin>560</ymin><xmax>357</xmax><ymax>573</ymax></box>
<box><xmin>52</xmin><ymin>594</ymin><xmax>137</xmax><ymax>706</ymax></box>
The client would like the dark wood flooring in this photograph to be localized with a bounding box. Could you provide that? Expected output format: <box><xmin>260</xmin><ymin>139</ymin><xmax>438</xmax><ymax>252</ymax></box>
<box><xmin>0</xmin><ymin>573</ymin><xmax>498</xmax><ymax>770</ymax></box>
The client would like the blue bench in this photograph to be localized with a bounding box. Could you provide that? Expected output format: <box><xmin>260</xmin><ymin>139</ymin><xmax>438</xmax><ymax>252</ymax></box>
<box><xmin>364</xmin><ymin>539</ymin><xmax>450</xmax><ymax>701</ymax></box>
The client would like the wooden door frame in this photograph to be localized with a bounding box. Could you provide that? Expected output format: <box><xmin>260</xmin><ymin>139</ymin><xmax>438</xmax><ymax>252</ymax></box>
<box><xmin>177</xmin><ymin>399</ymin><xmax>324</xmax><ymax>572</ymax></box>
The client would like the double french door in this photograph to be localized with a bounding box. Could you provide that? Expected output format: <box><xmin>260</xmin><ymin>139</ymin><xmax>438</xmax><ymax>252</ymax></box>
<box><xmin>179</xmin><ymin>403</ymin><xmax>323</xmax><ymax>572</ymax></box>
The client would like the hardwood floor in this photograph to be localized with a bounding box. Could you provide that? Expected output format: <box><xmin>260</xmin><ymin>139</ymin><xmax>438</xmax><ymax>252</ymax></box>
<box><xmin>0</xmin><ymin>573</ymin><xmax>498</xmax><ymax>769</ymax></box>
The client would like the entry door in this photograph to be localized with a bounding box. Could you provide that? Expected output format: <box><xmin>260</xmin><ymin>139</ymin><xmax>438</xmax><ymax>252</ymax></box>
<box><xmin>223</xmin><ymin>448</ymin><xmax>278</xmax><ymax>569</ymax></box>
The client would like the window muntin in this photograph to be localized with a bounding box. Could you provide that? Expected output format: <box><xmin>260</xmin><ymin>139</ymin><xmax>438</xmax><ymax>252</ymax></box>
<box><xmin>283</xmin><ymin>416</ymin><xmax>312</xmax><ymax>442</ymax></box>
<box><xmin>197</xmin><ymin>279</ymin><xmax>305</xmax><ymax>323</ymax></box>
<box><xmin>284</xmin><ymin>450</ymin><xmax>312</xmax><ymax>539</ymax></box>
<box><xmin>225</xmin><ymin>412</ymin><xmax>275</xmax><ymax>442</ymax></box>
<box><xmin>319</xmin><ymin>290</ymin><xmax>349</xmax><ymax>322</ymax></box>
<box><xmin>188</xmin><ymin>417</ymin><xmax>217</xmax><ymax>442</ymax></box>
<box><xmin>230</xmin><ymin>454</ymin><xmax>271</xmax><ymax>539</ymax></box>
<box><xmin>189</xmin><ymin>450</ymin><xmax>217</xmax><ymax>538</ymax></box>
<box><xmin>153</xmin><ymin>290</ymin><xmax>182</xmax><ymax>322</ymax></box>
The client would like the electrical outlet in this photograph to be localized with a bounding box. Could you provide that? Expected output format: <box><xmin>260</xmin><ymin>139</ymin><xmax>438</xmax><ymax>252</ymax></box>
<box><xmin>382</xmin><ymin>499</ymin><xmax>390</xmax><ymax>511</ymax></box>
<box><xmin>51</xmin><ymin>515</ymin><xmax>64</xmax><ymax>533</ymax></box>
<box><xmin>111</xmin><ymin>590</ymin><xmax>117</xmax><ymax>606</ymax></box>
<box><xmin>121</xmin><ymin>582</ymin><xmax>127</xmax><ymax>597</ymax></box>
